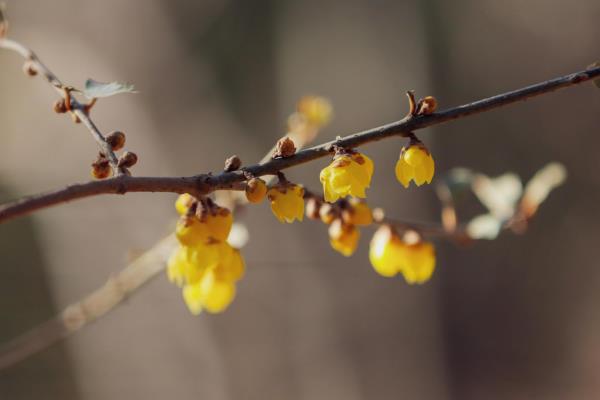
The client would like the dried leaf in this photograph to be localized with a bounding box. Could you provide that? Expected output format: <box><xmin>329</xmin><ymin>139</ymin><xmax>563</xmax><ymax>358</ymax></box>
<box><xmin>83</xmin><ymin>78</ymin><xmax>137</xmax><ymax>99</ymax></box>
<box><xmin>466</xmin><ymin>214</ymin><xmax>502</xmax><ymax>240</ymax></box>
<box><xmin>472</xmin><ymin>172</ymin><xmax>522</xmax><ymax>220</ymax></box>
<box><xmin>521</xmin><ymin>162</ymin><xmax>567</xmax><ymax>217</ymax></box>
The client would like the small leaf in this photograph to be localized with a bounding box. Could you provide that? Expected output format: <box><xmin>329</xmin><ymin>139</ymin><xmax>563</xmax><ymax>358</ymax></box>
<box><xmin>472</xmin><ymin>172</ymin><xmax>522</xmax><ymax>220</ymax></box>
<box><xmin>466</xmin><ymin>214</ymin><xmax>502</xmax><ymax>240</ymax></box>
<box><xmin>521</xmin><ymin>162</ymin><xmax>567</xmax><ymax>217</ymax></box>
<box><xmin>83</xmin><ymin>78</ymin><xmax>137</xmax><ymax>99</ymax></box>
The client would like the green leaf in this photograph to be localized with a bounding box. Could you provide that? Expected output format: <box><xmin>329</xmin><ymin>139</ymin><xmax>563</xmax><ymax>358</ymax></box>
<box><xmin>83</xmin><ymin>78</ymin><xmax>137</xmax><ymax>99</ymax></box>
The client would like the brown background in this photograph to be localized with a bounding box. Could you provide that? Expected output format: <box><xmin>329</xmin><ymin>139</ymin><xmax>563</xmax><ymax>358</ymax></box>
<box><xmin>1</xmin><ymin>1</ymin><xmax>599</xmax><ymax>399</ymax></box>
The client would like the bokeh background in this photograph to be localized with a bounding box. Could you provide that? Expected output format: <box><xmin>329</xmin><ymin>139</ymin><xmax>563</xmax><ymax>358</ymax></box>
<box><xmin>1</xmin><ymin>1</ymin><xmax>599</xmax><ymax>399</ymax></box>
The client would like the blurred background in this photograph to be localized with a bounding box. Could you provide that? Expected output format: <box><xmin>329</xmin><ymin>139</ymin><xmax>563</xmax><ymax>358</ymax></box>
<box><xmin>1</xmin><ymin>1</ymin><xmax>599</xmax><ymax>399</ymax></box>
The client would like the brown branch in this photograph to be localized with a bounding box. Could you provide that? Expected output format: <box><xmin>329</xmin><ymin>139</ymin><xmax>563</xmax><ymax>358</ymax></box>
<box><xmin>1</xmin><ymin>66</ymin><xmax>599</xmax><ymax>224</ymax></box>
<box><xmin>0</xmin><ymin>38</ymin><xmax>124</xmax><ymax>174</ymax></box>
<box><xmin>0</xmin><ymin>235</ymin><xmax>176</xmax><ymax>370</ymax></box>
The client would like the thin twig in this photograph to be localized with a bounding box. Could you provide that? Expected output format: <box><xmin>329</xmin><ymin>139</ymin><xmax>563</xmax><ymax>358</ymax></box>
<box><xmin>0</xmin><ymin>38</ymin><xmax>123</xmax><ymax>174</ymax></box>
<box><xmin>0</xmin><ymin>66</ymin><xmax>599</xmax><ymax>224</ymax></box>
<box><xmin>0</xmin><ymin>235</ymin><xmax>176</xmax><ymax>370</ymax></box>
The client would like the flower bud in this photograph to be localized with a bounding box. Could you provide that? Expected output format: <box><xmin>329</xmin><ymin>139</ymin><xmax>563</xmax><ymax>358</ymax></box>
<box><xmin>245</xmin><ymin>178</ymin><xmax>267</xmax><ymax>204</ymax></box>
<box><xmin>118</xmin><ymin>151</ymin><xmax>138</xmax><ymax>168</ymax></box>
<box><xmin>106</xmin><ymin>131</ymin><xmax>126</xmax><ymax>151</ymax></box>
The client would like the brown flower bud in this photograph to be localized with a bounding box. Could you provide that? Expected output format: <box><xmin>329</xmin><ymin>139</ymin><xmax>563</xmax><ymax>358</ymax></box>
<box><xmin>22</xmin><ymin>61</ymin><xmax>37</xmax><ymax>77</ymax></box>
<box><xmin>417</xmin><ymin>96</ymin><xmax>437</xmax><ymax>115</ymax></box>
<box><xmin>91</xmin><ymin>155</ymin><xmax>111</xmax><ymax>180</ymax></box>
<box><xmin>319</xmin><ymin>202</ymin><xmax>336</xmax><ymax>225</ymax></box>
<box><xmin>224</xmin><ymin>155</ymin><xmax>242</xmax><ymax>172</ymax></box>
<box><xmin>272</xmin><ymin>137</ymin><xmax>296</xmax><ymax>158</ymax></box>
<box><xmin>71</xmin><ymin>113</ymin><xmax>81</xmax><ymax>124</ymax></box>
<box><xmin>53</xmin><ymin>99</ymin><xmax>67</xmax><ymax>114</ymax></box>
<box><xmin>106</xmin><ymin>131</ymin><xmax>126</xmax><ymax>151</ymax></box>
<box><xmin>118</xmin><ymin>151</ymin><xmax>138</xmax><ymax>168</ymax></box>
<box><xmin>305</xmin><ymin>197</ymin><xmax>322</xmax><ymax>220</ymax></box>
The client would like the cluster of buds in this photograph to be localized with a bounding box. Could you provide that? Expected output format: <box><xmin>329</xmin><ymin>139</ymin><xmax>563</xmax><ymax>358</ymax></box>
<box><xmin>169</xmin><ymin>194</ymin><xmax>244</xmax><ymax>314</ymax></box>
<box><xmin>307</xmin><ymin>196</ymin><xmax>373</xmax><ymax>257</ymax></box>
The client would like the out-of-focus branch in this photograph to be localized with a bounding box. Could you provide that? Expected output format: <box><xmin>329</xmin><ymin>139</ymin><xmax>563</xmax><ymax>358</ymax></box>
<box><xmin>0</xmin><ymin>66</ymin><xmax>598</xmax><ymax>224</ymax></box>
<box><xmin>0</xmin><ymin>38</ymin><xmax>123</xmax><ymax>174</ymax></box>
<box><xmin>0</xmin><ymin>235</ymin><xmax>176</xmax><ymax>370</ymax></box>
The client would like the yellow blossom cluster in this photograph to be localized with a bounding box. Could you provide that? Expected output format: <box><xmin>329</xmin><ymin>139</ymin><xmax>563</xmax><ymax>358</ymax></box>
<box><xmin>169</xmin><ymin>194</ymin><xmax>244</xmax><ymax>314</ymax></box>
<box><xmin>167</xmin><ymin>99</ymin><xmax>441</xmax><ymax>316</ymax></box>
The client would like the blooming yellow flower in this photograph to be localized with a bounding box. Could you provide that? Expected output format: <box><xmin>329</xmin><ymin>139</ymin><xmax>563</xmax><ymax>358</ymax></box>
<box><xmin>320</xmin><ymin>152</ymin><xmax>374</xmax><ymax>202</ymax></box>
<box><xmin>395</xmin><ymin>144</ymin><xmax>435</xmax><ymax>188</ymax></box>
<box><xmin>175</xmin><ymin>208</ymin><xmax>233</xmax><ymax>246</ymax></box>
<box><xmin>369</xmin><ymin>226</ymin><xmax>407</xmax><ymax>277</ymax></box>
<box><xmin>399</xmin><ymin>242</ymin><xmax>436</xmax><ymax>285</ymax></box>
<box><xmin>213</xmin><ymin>244</ymin><xmax>245</xmax><ymax>282</ymax></box>
<box><xmin>182</xmin><ymin>270</ymin><xmax>237</xmax><ymax>315</ymax></box>
<box><xmin>328</xmin><ymin>219</ymin><xmax>360</xmax><ymax>257</ymax></box>
<box><xmin>167</xmin><ymin>243</ymin><xmax>221</xmax><ymax>286</ymax></box>
<box><xmin>369</xmin><ymin>226</ymin><xmax>436</xmax><ymax>284</ymax></box>
<box><xmin>267</xmin><ymin>184</ymin><xmax>305</xmax><ymax>223</ymax></box>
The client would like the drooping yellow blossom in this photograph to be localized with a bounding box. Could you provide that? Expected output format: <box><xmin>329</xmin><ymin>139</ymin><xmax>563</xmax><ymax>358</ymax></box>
<box><xmin>369</xmin><ymin>226</ymin><xmax>407</xmax><ymax>278</ymax></box>
<box><xmin>298</xmin><ymin>96</ymin><xmax>333</xmax><ymax>127</ymax></box>
<box><xmin>167</xmin><ymin>242</ymin><xmax>222</xmax><ymax>286</ymax></box>
<box><xmin>175</xmin><ymin>207</ymin><xmax>233</xmax><ymax>246</ymax></box>
<box><xmin>182</xmin><ymin>271</ymin><xmax>237</xmax><ymax>315</ymax></box>
<box><xmin>399</xmin><ymin>242</ymin><xmax>436</xmax><ymax>285</ymax></box>
<box><xmin>328</xmin><ymin>219</ymin><xmax>360</xmax><ymax>257</ymax></box>
<box><xmin>369</xmin><ymin>226</ymin><xmax>436</xmax><ymax>284</ymax></box>
<box><xmin>320</xmin><ymin>152</ymin><xmax>374</xmax><ymax>202</ymax></box>
<box><xmin>175</xmin><ymin>193</ymin><xmax>195</xmax><ymax>215</ymax></box>
<box><xmin>267</xmin><ymin>184</ymin><xmax>305</xmax><ymax>223</ymax></box>
<box><xmin>344</xmin><ymin>198</ymin><xmax>373</xmax><ymax>226</ymax></box>
<box><xmin>395</xmin><ymin>144</ymin><xmax>435</xmax><ymax>188</ymax></box>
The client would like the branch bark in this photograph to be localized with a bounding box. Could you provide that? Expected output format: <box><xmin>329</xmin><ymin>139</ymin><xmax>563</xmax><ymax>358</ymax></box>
<box><xmin>0</xmin><ymin>38</ymin><xmax>124</xmax><ymax>174</ymax></box>
<box><xmin>0</xmin><ymin>65</ymin><xmax>598</xmax><ymax>224</ymax></box>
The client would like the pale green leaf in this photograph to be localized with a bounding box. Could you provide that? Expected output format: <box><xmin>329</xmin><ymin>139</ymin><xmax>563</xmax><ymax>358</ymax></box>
<box><xmin>83</xmin><ymin>78</ymin><xmax>137</xmax><ymax>99</ymax></box>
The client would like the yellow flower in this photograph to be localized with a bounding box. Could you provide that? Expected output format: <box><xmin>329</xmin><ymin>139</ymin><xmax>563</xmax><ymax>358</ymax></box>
<box><xmin>395</xmin><ymin>144</ymin><xmax>435</xmax><ymax>188</ymax></box>
<box><xmin>320</xmin><ymin>152</ymin><xmax>374</xmax><ymax>202</ymax></box>
<box><xmin>167</xmin><ymin>243</ymin><xmax>221</xmax><ymax>286</ymax></box>
<box><xmin>399</xmin><ymin>242</ymin><xmax>436</xmax><ymax>285</ymax></box>
<box><xmin>213</xmin><ymin>244</ymin><xmax>245</xmax><ymax>282</ymax></box>
<box><xmin>369</xmin><ymin>226</ymin><xmax>406</xmax><ymax>277</ymax></box>
<box><xmin>182</xmin><ymin>271</ymin><xmax>237</xmax><ymax>315</ymax></box>
<box><xmin>344</xmin><ymin>198</ymin><xmax>373</xmax><ymax>226</ymax></box>
<box><xmin>175</xmin><ymin>208</ymin><xmax>233</xmax><ymax>246</ymax></box>
<box><xmin>298</xmin><ymin>96</ymin><xmax>333</xmax><ymax>127</ymax></box>
<box><xmin>267</xmin><ymin>184</ymin><xmax>305</xmax><ymax>223</ymax></box>
<box><xmin>175</xmin><ymin>193</ymin><xmax>195</xmax><ymax>215</ymax></box>
<box><xmin>328</xmin><ymin>219</ymin><xmax>360</xmax><ymax>257</ymax></box>
<box><xmin>369</xmin><ymin>226</ymin><xmax>436</xmax><ymax>284</ymax></box>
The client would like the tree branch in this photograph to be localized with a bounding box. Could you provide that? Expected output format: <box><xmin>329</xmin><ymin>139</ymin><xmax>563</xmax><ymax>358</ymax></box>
<box><xmin>0</xmin><ymin>66</ymin><xmax>598</xmax><ymax>224</ymax></box>
<box><xmin>0</xmin><ymin>38</ymin><xmax>124</xmax><ymax>174</ymax></box>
